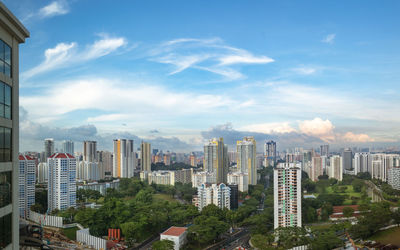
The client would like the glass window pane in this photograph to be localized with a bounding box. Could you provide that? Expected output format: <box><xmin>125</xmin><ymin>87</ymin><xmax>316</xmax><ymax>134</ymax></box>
<box><xmin>4</xmin><ymin>44</ymin><xmax>10</xmax><ymax>65</ymax></box>
<box><xmin>0</xmin><ymin>83</ymin><xmax>4</xmax><ymax>104</ymax></box>
<box><xmin>4</xmin><ymin>64</ymin><xmax>10</xmax><ymax>78</ymax></box>
<box><xmin>4</xmin><ymin>128</ymin><xmax>11</xmax><ymax>162</ymax></box>
<box><xmin>0</xmin><ymin>127</ymin><xmax>4</xmax><ymax>162</ymax></box>
<box><xmin>0</xmin><ymin>104</ymin><xmax>4</xmax><ymax>118</ymax></box>
<box><xmin>0</xmin><ymin>213</ymin><xmax>12</xmax><ymax>247</ymax></box>
<box><xmin>0</xmin><ymin>40</ymin><xmax>4</xmax><ymax>61</ymax></box>
<box><xmin>4</xmin><ymin>84</ymin><xmax>10</xmax><ymax>106</ymax></box>
<box><xmin>4</xmin><ymin>105</ymin><xmax>10</xmax><ymax>119</ymax></box>
<box><xmin>0</xmin><ymin>171</ymin><xmax>11</xmax><ymax>208</ymax></box>
<box><xmin>0</xmin><ymin>61</ymin><xmax>4</xmax><ymax>75</ymax></box>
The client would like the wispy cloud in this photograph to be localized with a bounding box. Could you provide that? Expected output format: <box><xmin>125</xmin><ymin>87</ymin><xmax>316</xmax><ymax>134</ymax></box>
<box><xmin>322</xmin><ymin>33</ymin><xmax>336</xmax><ymax>44</ymax></box>
<box><xmin>22</xmin><ymin>35</ymin><xmax>127</xmax><ymax>79</ymax></box>
<box><xmin>39</xmin><ymin>1</ymin><xmax>69</xmax><ymax>18</ymax></box>
<box><xmin>292</xmin><ymin>66</ymin><xmax>317</xmax><ymax>75</ymax></box>
<box><xmin>150</xmin><ymin>37</ymin><xmax>274</xmax><ymax>81</ymax></box>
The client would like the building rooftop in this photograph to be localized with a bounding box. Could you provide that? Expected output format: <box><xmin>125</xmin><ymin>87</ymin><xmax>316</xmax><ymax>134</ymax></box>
<box><xmin>161</xmin><ymin>226</ymin><xmax>187</xmax><ymax>237</ymax></box>
<box><xmin>18</xmin><ymin>155</ymin><xmax>34</xmax><ymax>161</ymax></box>
<box><xmin>49</xmin><ymin>153</ymin><xmax>75</xmax><ymax>159</ymax></box>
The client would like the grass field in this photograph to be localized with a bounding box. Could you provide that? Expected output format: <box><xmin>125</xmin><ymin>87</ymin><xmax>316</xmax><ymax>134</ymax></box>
<box><xmin>153</xmin><ymin>193</ymin><xmax>176</xmax><ymax>202</ymax></box>
<box><xmin>325</xmin><ymin>185</ymin><xmax>362</xmax><ymax>205</ymax></box>
<box><xmin>370</xmin><ymin>226</ymin><xmax>400</xmax><ymax>246</ymax></box>
<box><xmin>62</xmin><ymin>226</ymin><xmax>78</xmax><ymax>240</ymax></box>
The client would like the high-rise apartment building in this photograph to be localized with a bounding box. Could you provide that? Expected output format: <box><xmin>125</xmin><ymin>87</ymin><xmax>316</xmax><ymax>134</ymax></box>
<box><xmin>354</xmin><ymin>153</ymin><xmax>370</xmax><ymax>174</ymax></box>
<box><xmin>83</xmin><ymin>141</ymin><xmax>97</xmax><ymax>162</ymax></box>
<box><xmin>164</xmin><ymin>152</ymin><xmax>171</xmax><ymax>166</ymax></box>
<box><xmin>140</xmin><ymin>142</ymin><xmax>151</xmax><ymax>172</ymax></box>
<box><xmin>329</xmin><ymin>155</ymin><xmax>343</xmax><ymax>181</ymax></box>
<box><xmin>0</xmin><ymin>4</ymin><xmax>29</xmax><ymax>248</ymax></box>
<box><xmin>320</xmin><ymin>145</ymin><xmax>329</xmax><ymax>156</ymax></box>
<box><xmin>264</xmin><ymin>140</ymin><xmax>277</xmax><ymax>167</ymax></box>
<box><xmin>196</xmin><ymin>183</ymin><xmax>230</xmax><ymax>211</ymax></box>
<box><xmin>98</xmin><ymin>150</ymin><xmax>113</xmax><ymax>175</ymax></box>
<box><xmin>37</xmin><ymin>162</ymin><xmax>48</xmax><ymax>183</ymax></box>
<box><xmin>62</xmin><ymin>140</ymin><xmax>74</xmax><ymax>155</ymax></box>
<box><xmin>388</xmin><ymin>166</ymin><xmax>400</xmax><ymax>190</ymax></box>
<box><xmin>44</xmin><ymin>138</ymin><xmax>55</xmax><ymax>159</ymax></box>
<box><xmin>274</xmin><ymin>163</ymin><xmax>301</xmax><ymax>229</ymax></box>
<box><xmin>189</xmin><ymin>152</ymin><xmax>197</xmax><ymax>167</ymax></box>
<box><xmin>18</xmin><ymin>155</ymin><xmax>35</xmax><ymax>219</ymax></box>
<box><xmin>311</xmin><ymin>156</ymin><xmax>323</xmax><ymax>181</ymax></box>
<box><xmin>227</xmin><ymin>172</ymin><xmax>249</xmax><ymax>192</ymax></box>
<box><xmin>228</xmin><ymin>184</ymin><xmax>239</xmax><ymax>210</ymax></box>
<box><xmin>191</xmin><ymin>171</ymin><xmax>217</xmax><ymax>188</ymax></box>
<box><xmin>113</xmin><ymin>139</ymin><xmax>135</xmax><ymax>178</ymax></box>
<box><xmin>204</xmin><ymin>138</ymin><xmax>228</xmax><ymax>183</ymax></box>
<box><xmin>47</xmin><ymin>153</ymin><xmax>76</xmax><ymax>211</ymax></box>
<box><xmin>342</xmin><ymin>148</ymin><xmax>353</xmax><ymax>171</ymax></box>
<box><xmin>236</xmin><ymin>136</ymin><xmax>257</xmax><ymax>185</ymax></box>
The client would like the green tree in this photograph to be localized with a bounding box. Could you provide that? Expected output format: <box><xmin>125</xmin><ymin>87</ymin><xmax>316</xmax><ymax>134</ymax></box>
<box><xmin>352</xmin><ymin>179</ymin><xmax>364</xmax><ymax>193</ymax></box>
<box><xmin>342</xmin><ymin>207</ymin><xmax>354</xmax><ymax>217</ymax></box>
<box><xmin>188</xmin><ymin>215</ymin><xmax>229</xmax><ymax>245</ymax></box>
<box><xmin>392</xmin><ymin>208</ymin><xmax>400</xmax><ymax>226</ymax></box>
<box><xmin>251</xmin><ymin>234</ymin><xmax>274</xmax><ymax>250</ymax></box>
<box><xmin>310</xmin><ymin>230</ymin><xmax>343</xmax><ymax>250</ymax></box>
<box><xmin>152</xmin><ymin>240</ymin><xmax>174</xmax><ymax>250</ymax></box>
<box><xmin>30</xmin><ymin>203</ymin><xmax>45</xmax><ymax>214</ymax></box>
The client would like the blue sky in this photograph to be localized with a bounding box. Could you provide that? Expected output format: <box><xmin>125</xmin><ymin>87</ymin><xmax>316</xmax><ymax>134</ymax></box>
<box><xmin>7</xmin><ymin>0</ymin><xmax>400</xmax><ymax>152</ymax></box>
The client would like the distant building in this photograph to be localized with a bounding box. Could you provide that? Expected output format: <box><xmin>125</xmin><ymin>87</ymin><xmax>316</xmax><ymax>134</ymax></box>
<box><xmin>196</xmin><ymin>183</ymin><xmax>230</xmax><ymax>211</ymax></box>
<box><xmin>140</xmin><ymin>142</ymin><xmax>151</xmax><ymax>172</ymax></box>
<box><xmin>98</xmin><ymin>150</ymin><xmax>113</xmax><ymax>175</ymax></box>
<box><xmin>264</xmin><ymin>140</ymin><xmax>277</xmax><ymax>167</ymax></box>
<box><xmin>44</xmin><ymin>138</ymin><xmax>55</xmax><ymax>159</ymax></box>
<box><xmin>83</xmin><ymin>141</ymin><xmax>98</xmax><ymax>162</ymax></box>
<box><xmin>191</xmin><ymin>171</ymin><xmax>216</xmax><ymax>188</ymax></box>
<box><xmin>311</xmin><ymin>156</ymin><xmax>323</xmax><ymax>181</ymax></box>
<box><xmin>142</xmin><ymin>171</ymin><xmax>175</xmax><ymax>186</ymax></box>
<box><xmin>320</xmin><ymin>145</ymin><xmax>329</xmax><ymax>156</ymax></box>
<box><xmin>189</xmin><ymin>152</ymin><xmax>197</xmax><ymax>167</ymax></box>
<box><xmin>228</xmin><ymin>184</ymin><xmax>239</xmax><ymax>210</ymax></box>
<box><xmin>164</xmin><ymin>152</ymin><xmax>171</xmax><ymax>166</ymax></box>
<box><xmin>175</xmin><ymin>168</ymin><xmax>192</xmax><ymax>184</ymax></box>
<box><xmin>37</xmin><ymin>162</ymin><xmax>48</xmax><ymax>183</ymax></box>
<box><xmin>62</xmin><ymin>140</ymin><xmax>74</xmax><ymax>155</ymax></box>
<box><xmin>274</xmin><ymin>163</ymin><xmax>301</xmax><ymax>229</ymax></box>
<box><xmin>227</xmin><ymin>172</ymin><xmax>249</xmax><ymax>192</ymax></box>
<box><xmin>354</xmin><ymin>152</ymin><xmax>370</xmax><ymax>175</ymax></box>
<box><xmin>329</xmin><ymin>155</ymin><xmax>343</xmax><ymax>181</ymax></box>
<box><xmin>160</xmin><ymin>227</ymin><xmax>188</xmax><ymax>250</ymax></box>
<box><xmin>48</xmin><ymin>153</ymin><xmax>76</xmax><ymax>211</ymax></box>
<box><xmin>237</xmin><ymin>136</ymin><xmax>257</xmax><ymax>185</ymax></box>
<box><xmin>77</xmin><ymin>161</ymin><xmax>104</xmax><ymax>181</ymax></box>
<box><xmin>113</xmin><ymin>139</ymin><xmax>135</xmax><ymax>178</ymax></box>
<box><xmin>77</xmin><ymin>179</ymin><xmax>120</xmax><ymax>195</ymax></box>
<box><xmin>342</xmin><ymin>148</ymin><xmax>353</xmax><ymax>171</ymax></box>
<box><xmin>204</xmin><ymin>138</ymin><xmax>228</xmax><ymax>183</ymax></box>
<box><xmin>19</xmin><ymin>155</ymin><xmax>35</xmax><ymax>219</ymax></box>
<box><xmin>388</xmin><ymin>166</ymin><xmax>400</xmax><ymax>190</ymax></box>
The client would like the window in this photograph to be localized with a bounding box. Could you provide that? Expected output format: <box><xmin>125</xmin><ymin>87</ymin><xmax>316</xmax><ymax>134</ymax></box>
<box><xmin>0</xmin><ymin>171</ymin><xmax>11</xmax><ymax>208</ymax></box>
<box><xmin>0</xmin><ymin>127</ymin><xmax>11</xmax><ymax>162</ymax></box>
<box><xmin>0</xmin><ymin>213</ymin><xmax>12</xmax><ymax>248</ymax></box>
<box><xmin>0</xmin><ymin>82</ymin><xmax>11</xmax><ymax>119</ymax></box>
<box><xmin>0</xmin><ymin>40</ymin><xmax>11</xmax><ymax>78</ymax></box>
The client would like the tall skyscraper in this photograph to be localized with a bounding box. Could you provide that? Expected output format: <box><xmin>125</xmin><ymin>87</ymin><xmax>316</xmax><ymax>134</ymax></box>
<box><xmin>264</xmin><ymin>140</ymin><xmax>277</xmax><ymax>167</ymax></box>
<box><xmin>44</xmin><ymin>138</ymin><xmax>55</xmax><ymax>159</ymax></box>
<box><xmin>311</xmin><ymin>156</ymin><xmax>323</xmax><ymax>181</ymax></box>
<box><xmin>0</xmin><ymin>4</ymin><xmax>29</xmax><ymax>248</ymax></box>
<box><xmin>18</xmin><ymin>155</ymin><xmax>35</xmax><ymax>219</ymax></box>
<box><xmin>140</xmin><ymin>141</ymin><xmax>151</xmax><ymax>172</ymax></box>
<box><xmin>62</xmin><ymin>140</ymin><xmax>74</xmax><ymax>155</ymax></box>
<box><xmin>113</xmin><ymin>139</ymin><xmax>135</xmax><ymax>178</ymax></box>
<box><xmin>329</xmin><ymin>155</ymin><xmax>343</xmax><ymax>181</ymax></box>
<box><xmin>342</xmin><ymin>148</ymin><xmax>353</xmax><ymax>171</ymax></box>
<box><xmin>236</xmin><ymin>136</ymin><xmax>257</xmax><ymax>185</ymax></box>
<box><xmin>320</xmin><ymin>145</ymin><xmax>329</xmax><ymax>156</ymax></box>
<box><xmin>48</xmin><ymin>153</ymin><xmax>76</xmax><ymax>211</ymax></box>
<box><xmin>98</xmin><ymin>150</ymin><xmax>113</xmax><ymax>175</ymax></box>
<box><xmin>204</xmin><ymin>138</ymin><xmax>228</xmax><ymax>183</ymax></box>
<box><xmin>274</xmin><ymin>163</ymin><xmax>302</xmax><ymax>229</ymax></box>
<box><xmin>354</xmin><ymin>152</ymin><xmax>370</xmax><ymax>174</ymax></box>
<box><xmin>83</xmin><ymin>141</ymin><xmax>98</xmax><ymax>162</ymax></box>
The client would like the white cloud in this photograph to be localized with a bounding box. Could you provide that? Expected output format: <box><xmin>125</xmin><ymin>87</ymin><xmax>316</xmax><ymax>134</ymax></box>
<box><xmin>299</xmin><ymin>118</ymin><xmax>335</xmax><ymax>142</ymax></box>
<box><xmin>22</xmin><ymin>35</ymin><xmax>127</xmax><ymax>79</ymax></box>
<box><xmin>151</xmin><ymin>37</ymin><xmax>274</xmax><ymax>81</ymax></box>
<box><xmin>341</xmin><ymin>132</ymin><xmax>375</xmax><ymax>143</ymax></box>
<box><xmin>39</xmin><ymin>1</ymin><xmax>69</xmax><ymax>18</ymax></box>
<box><xmin>322</xmin><ymin>34</ymin><xmax>336</xmax><ymax>44</ymax></box>
<box><xmin>87</xmin><ymin>114</ymin><xmax>132</xmax><ymax>123</ymax></box>
<box><xmin>240</xmin><ymin>122</ymin><xmax>296</xmax><ymax>134</ymax></box>
<box><xmin>292</xmin><ymin>66</ymin><xmax>317</xmax><ymax>75</ymax></box>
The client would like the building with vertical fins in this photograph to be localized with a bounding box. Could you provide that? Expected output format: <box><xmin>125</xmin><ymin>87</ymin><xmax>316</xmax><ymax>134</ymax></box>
<box><xmin>83</xmin><ymin>141</ymin><xmax>97</xmax><ymax>162</ymax></box>
<box><xmin>62</xmin><ymin>140</ymin><xmax>74</xmax><ymax>155</ymax></box>
<box><xmin>0</xmin><ymin>3</ymin><xmax>29</xmax><ymax>248</ymax></box>
<box><xmin>47</xmin><ymin>153</ymin><xmax>76</xmax><ymax>211</ymax></box>
<box><xmin>44</xmin><ymin>138</ymin><xmax>55</xmax><ymax>159</ymax></box>
<box><xmin>264</xmin><ymin>140</ymin><xmax>277</xmax><ymax>167</ymax></box>
<box><xmin>329</xmin><ymin>155</ymin><xmax>343</xmax><ymax>181</ymax></box>
<box><xmin>113</xmin><ymin>139</ymin><xmax>135</xmax><ymax>178</ymax></box>
<box><xmin>140</xmin><ymin>141</ymin><xmax>151</xmax><ymax>172</ymax></box>
<box><xmin>274</xmin><ymin>163</ymin><xmax>301</xmax><ymax>229</ymax></box>
<box><xmin>204</xmin><ymin>138</ymin><xmax>228</xmax><ymax>183</ymax></box>
<box><xmin>18</xmin><ymin>155</ymin><xmax>35</xmax><ymax>219</ymax></box>
<box><xmin>236</xmin><ymin>136</ymin><xmax>257</xmax><ymax>185</ymax></box>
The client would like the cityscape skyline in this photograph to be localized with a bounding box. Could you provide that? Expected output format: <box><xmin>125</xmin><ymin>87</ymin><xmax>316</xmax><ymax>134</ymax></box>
<box><xmin>4</xmin><ymin>0</ymin><xmax>400</xmax><ymax>152</ymax></box>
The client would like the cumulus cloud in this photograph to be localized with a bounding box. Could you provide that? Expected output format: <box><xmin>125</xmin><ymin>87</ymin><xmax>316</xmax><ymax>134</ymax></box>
<box><xmin>299</xmin><ymin>118</ymin><xmax>335</xmax><ymax>142</ymax></box>
<box><xmin>341</xmin><ymin>132</ymin><xmax>375</xmax><ymax>143</ymax></box>
<box><xmin>240</xmin><ymin>122</ymin><xmax>296</xmax><ymax>134</ymax></box>
<box><xmin>151</xmin><ymin>37</ymin><xmax>274</xmax><ymax>81</ymax></box>
<box><xmin>39</xmin><ymin>1</ymin><xmax>69</xmax><ymax>18</ymax></box>
<box><xmin>322</xmin><ymin>34</ymin><xmax>336</xmax><ymax>44</ymax></box>
<box><xmin>22</xmin><ymin>35</ymin><xmax>127</xmax><ymax>79</ymax></box>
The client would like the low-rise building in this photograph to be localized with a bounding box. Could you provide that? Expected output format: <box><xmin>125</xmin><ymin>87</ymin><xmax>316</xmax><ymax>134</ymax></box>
<box><xmin>175</xmin><ymin>168</ymin><xmax>192</xmax><ymax>184</ymax></box>
<box><xmin>227</xmin><ymin>172</ymin><xmax>248</xmax><ymax>192</ymax></box>
<box><xmin>77</xmin><ymin>179</ymin><xmax>120</xmax><ymax>195</ymax></box>
<box><xmin>191</xmin><ymin>171</ymin><xmax>216</xmax><ymax>187</ymax></box>
<box><xmin>160</xmin><ymin>226</ymin><xmax>188</xmax><ymax>250</ymax></box>
<box><xmin>196</xmin><ymin>183</ymin><xmax>230</xmax><ymax>211</ymax></box>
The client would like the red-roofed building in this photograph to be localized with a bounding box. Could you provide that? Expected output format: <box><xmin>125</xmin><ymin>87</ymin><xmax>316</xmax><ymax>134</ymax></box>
<box><xmin>329</xmin><ymin>205</ymin><xmax>361</xmax><ymax>220</ymax></box>
<box><xmin>160</xmin><ymin>226</ymin><xmax>188</xmax><ymax>250</ymax></box>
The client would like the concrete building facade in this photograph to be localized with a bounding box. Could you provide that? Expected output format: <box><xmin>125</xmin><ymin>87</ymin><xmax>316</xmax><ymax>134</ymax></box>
<box><xmin>18</xmin><ymin>155</ymin><xmax>35</xmax><ymax>219</ymax></box>
<box><xmin>236</xmin><ymin>136</ymin><xmax>257</xmax><ymax>185</ymax></box>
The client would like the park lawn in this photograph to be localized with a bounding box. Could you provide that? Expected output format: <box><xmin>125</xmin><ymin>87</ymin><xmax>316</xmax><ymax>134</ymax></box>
<box><xmin>369</xmin><ymin>226</ymin><xmax>400</xmax><ymax>246</ymax></box>
<box><xmin>62</xmin><ymin>226</ymin><xmax>78</xmax><ymax>240</ymax></box>
<box><xmin>153</xmin><ymin>193</ymin><xmax>176</xmax><ymax>202</ymax></box>
<box><xmin>324</xmin><ymin>185</ymin><xmax>362</xmax><ymax>205</ymax></box>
